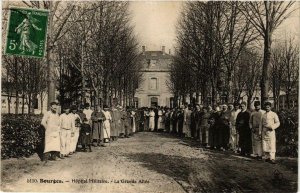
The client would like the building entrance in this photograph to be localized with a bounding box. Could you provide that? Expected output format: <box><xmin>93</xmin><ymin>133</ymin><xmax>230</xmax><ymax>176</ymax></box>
<box><xmin>150</xmin><ymin>97</ymin><xmax>158</xmax><ymax>107</ymax></box>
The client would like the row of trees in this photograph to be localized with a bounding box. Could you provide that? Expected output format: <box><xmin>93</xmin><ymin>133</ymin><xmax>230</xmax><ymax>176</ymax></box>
<box><xmin>2</xmin><ymin>1</ymin><xmax>142</xmax><ymax>114</ymax></box>
<box><xmin>170</xmin><ymin>1</ymin><xmax>298</xmax><ymax>109</ymax></box>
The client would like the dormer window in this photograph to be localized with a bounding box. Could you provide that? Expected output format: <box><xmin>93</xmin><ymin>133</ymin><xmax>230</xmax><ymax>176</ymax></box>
<box><xmin>149</xmin><ymin>59</ymin><xmax>157</xmax><ymax>68</ymax></box>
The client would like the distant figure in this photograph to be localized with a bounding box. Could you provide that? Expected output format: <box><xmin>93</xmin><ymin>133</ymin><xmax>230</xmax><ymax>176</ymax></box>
<box><xmin>102</xmin><ymin>105</ymin><xmax>112</xmax><ymax>143</ymax></box>
<box><xmin>149</xmin><ymin>108</ymin><xmax>155</xmax><ymax>131</ymax></box>
<box><xmin>80</xmin><ymin>118</ymin><xmax>92</xmax><ymax>152</ymax></box>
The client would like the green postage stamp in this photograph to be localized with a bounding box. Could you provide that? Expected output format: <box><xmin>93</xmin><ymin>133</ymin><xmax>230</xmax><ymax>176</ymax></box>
<box><xmin>5</xmin><ymin>7</ymin><xmax>49</xmax><ymax>58</ymax></box>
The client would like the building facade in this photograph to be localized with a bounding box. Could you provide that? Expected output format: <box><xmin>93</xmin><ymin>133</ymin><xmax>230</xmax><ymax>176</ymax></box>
<box><xmin>134</xmin><ymin>46</ymin><xmax>174</xmax><ymax>108</ymax></box>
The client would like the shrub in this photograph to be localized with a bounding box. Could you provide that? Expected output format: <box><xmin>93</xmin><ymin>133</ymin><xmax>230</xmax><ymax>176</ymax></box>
<box><xmin>1</xmin><ymin>114</ymin><xmax>44</xmax><ymax>159</ymax></box>
<box><xmin>276</xmin><ymin>108</ymin><xmax>298</xmax><ymax>157</ymax></box>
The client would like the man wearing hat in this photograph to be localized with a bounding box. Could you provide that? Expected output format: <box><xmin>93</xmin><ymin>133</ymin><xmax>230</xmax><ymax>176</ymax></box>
<box><xmin>59</xmin><ymin>105</ymin><xmax>74</xmax><ymax>157</ymax></box>
<box><xmin>41</xmin><ymin>101</ymin><xmax>61</xmax><ymax>163</ymax></box>
<box><xmin>236</xmin><ymin>101</ymin><xmax>252</xmax><ymax>156</ymax></box>
<box><xmin>249</xmin><ymin>101</ymin><xmax>265</xmax><ymax>160</ymax></box>
<box><xmin>260</xmin><ymin>101</ymin><xmax>280</xmax><ymax>164</ymax></box>
<box><xmin>229</xmin><ymin>102</ymin><xmax>241</xmax><ymax>152</ymax></box>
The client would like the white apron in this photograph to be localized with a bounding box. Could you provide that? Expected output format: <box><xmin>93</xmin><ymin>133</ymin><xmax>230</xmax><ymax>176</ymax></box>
<box><xmin>102</xmin><ymin>111</ymin><xmax>112</xmax><ymax>139</ymax></box>
<box><xmin>42</xmin><ymin>112</ymin><xmax>61</xmax><ymax>153</ymax></box>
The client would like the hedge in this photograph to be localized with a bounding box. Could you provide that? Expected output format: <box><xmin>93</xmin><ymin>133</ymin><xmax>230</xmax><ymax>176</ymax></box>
<box><xmin>1</xmin><ymin>114</ymin><xmax>44</xmax><ymax>159</ymax></box>
<box><xmin>276</xmin><ymin>108</ymin><xmax>298</xmax><ymax>157</ymax></box>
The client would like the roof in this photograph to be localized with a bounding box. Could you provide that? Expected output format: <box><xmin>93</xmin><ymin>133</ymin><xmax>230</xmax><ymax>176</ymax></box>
<box><xmin>139</xmin><ymin>51</ymin><xmax>173</xmax><ymax>60</ymax></box>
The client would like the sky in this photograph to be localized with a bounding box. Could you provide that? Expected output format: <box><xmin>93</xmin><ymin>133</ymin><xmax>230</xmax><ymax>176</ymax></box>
<box><xmin>129</xmin><ymin>1</ymin><xmax>183</xmax><ymax>53</ymax></box>
<box><xmin>129</xmin><ymin>1</ymin><xmax>300</xmax><ymax>53</ymax></box>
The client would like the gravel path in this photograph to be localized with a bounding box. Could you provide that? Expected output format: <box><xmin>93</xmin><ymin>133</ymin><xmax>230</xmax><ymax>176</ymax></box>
<box><xmin>1</xmin><ymin>132</ymin><xmax>298</xmax><ymax>192</ymax></box>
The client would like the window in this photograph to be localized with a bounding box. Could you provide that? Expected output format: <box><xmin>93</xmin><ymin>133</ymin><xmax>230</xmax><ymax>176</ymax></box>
<box><xmin>150</xmin><ymin>78</ymin><xmax>157</xmax><ymax>90</ymax></box>
<box><xmin>150</xmin><ymin>59</ymin><xmax>157</xmax><ymax>67</ymax></box>
<box><xmin>134</xmin><ymin>97</ymin><xmax>139</xmax><ymax>108</ymax></box>
<box><xmin>150</xmin><ymin>97</ymin><xmax>158</xmax><ymax>107</ymax></box>
<box><xmin>170</xmin><ymin>97</ymin><xmax>174</xmax><ymax>108</ymax></box>
<box><xmin>33</xmin><ymin>98</ymin><xmax>38</xmax><ymax>109</ymax></box>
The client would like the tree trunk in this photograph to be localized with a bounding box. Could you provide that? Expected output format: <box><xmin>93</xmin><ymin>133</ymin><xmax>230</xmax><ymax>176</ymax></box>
<box><xmin>28</xmin><ymin>94</ymin><xmax>31</xmax><ymax>114</ymax></box>
<box><xmin>15</xmin><ymin>91</ymin><xmax>19</xmax><ymax>114</ymax></box>
<box><xmin>211</xmin><ymin>84</ymin><xmax>217</xmax><ymax>107</ymax></box>
<box><xmin>47</xmin><ymin>2</ymin><xmax>56</xmax><ymax>110</ymax></box>
<box><xmin>261</xmin><ymin>31</ymin><xmax>272</xmax><ymax>107</ymax></box>
<box><xmin>22</xmin><ymin>94</ymin><xmax>25</xmax><ymax>114</ymax></box>
<box><xmin>247</xmin><ymin>93</ymin><xmax>253</xmax><ymax>109</ymax></box>
<box><xmin>196</xmin><ymin>92</ymin><xmax>200</xmax><ymax>105</ymax></box>
<box><xmin>286</xmin><ymin>89</ymin><xmax>290</xmax><ymax>109</ymax></box>
<box><xmin>40</xmin><ymin>93</ymin><xmax>44</xmax><ymax>115</ymax></box>
<box><xmin>8</xmin><ymin>98</ymin><xmax>11</xmax><ymax>114</ymax></box>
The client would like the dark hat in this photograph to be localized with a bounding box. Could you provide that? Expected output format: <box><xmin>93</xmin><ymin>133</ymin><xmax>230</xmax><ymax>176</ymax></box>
<box><xmin>63</xmin><ymin>105</ymin><xmax>70</xmax><ymax>109</ymax></box>
<box><xmin>50</xmin><ymin>101</ymin><xmax>58</xmax><ymax>106</ymax></box>
<box><xmin>241</xmin><ymin>101</ymin><xmax>247</xmax><ymax>106</ymax></box>
<box><xmin>71</xmin><ymin>105</ymin><xmax>77</xmax><ymax>110</ymax></box>
<box><xmin>103</xmin><ymin>104</ymin><xmax>109</xmax><ymax>109</ymax></box>
<box><xmin>233</xmin><ymin>102</ymin><xmax>240</xmax><ymax>106</ymax></box>
<box><xmin>264</xmin><ymin>101</ymin><xmax>272</xmax><ymax>106</ymax></box>
<box><xmin>84</xmin><ymin>103</ymin><xmax>90</xmax><ymax>108</ymax></box>
<box><xmin>254</xmin><ymin>101</ymin><xmax>261</xmax><ymax>106</ymax></box>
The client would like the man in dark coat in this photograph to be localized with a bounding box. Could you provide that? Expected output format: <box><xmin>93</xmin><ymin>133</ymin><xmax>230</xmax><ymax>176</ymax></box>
<box><xmin>91</xmin><ymin>106</ymin><xmax>105</xmax><ymax>146</ymax></box>
<box><xmin>171</xmin><ymin>108</ymin><xmax>178</xmax><ymax>134</ymax></box>
<box><xmin>219</xmin><ymin>104</ymin><xmax>231</xmax><ymax>150</ymax></box>
<box><xmin>177</xmin><ymin>106</ymin><xmax>184</xmax><ymax>137</ymax></box>
<box><xmin>209</xmin><ymin>106</ymin><xmax>222</xmax><ymax>149</ymax></box>
<box><xmin>236</xmin><ymin>102</ymin><xmax>252</xmax><ymax>156</ymax></box>
<box><xmin>194</xmin><ymin>104</ymin><xmax>203</xmax><ymax>142</ymax></box>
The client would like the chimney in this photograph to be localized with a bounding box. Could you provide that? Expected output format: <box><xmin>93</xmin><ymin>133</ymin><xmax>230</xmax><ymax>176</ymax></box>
<box><xmin>162</xmin><ymin>46</ymin><xmax>165</xmax><ymax>55</ymax></box>
<box><xmin>142</xmin><ymin>46</ymin><xmax>145</xmax><ymax>55</ymax></box>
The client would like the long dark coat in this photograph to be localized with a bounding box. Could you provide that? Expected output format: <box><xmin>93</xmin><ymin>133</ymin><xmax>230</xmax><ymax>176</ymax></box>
<box><xmin>209</xmin><ymin>111</ymin><xmax>222</xmax><ymax>147</ymax></box>
<box><xmin>91</xmin><ymin>111</ymin><xmax>105</xmax><ymax>140</ymax></box>
<box><xmin>110</xmin><ymin>109</ymin><xmax>121</xmax><ymax>137</ymax></box>
<box><xmin>219</xmin><ymin>110</ymin><xmax>231</xmax><ymax>148</ymax></box>
<box><xmin>236</xmin><ymin>110</ymin><xmax>252</xmax><ymax>154</ymax></box>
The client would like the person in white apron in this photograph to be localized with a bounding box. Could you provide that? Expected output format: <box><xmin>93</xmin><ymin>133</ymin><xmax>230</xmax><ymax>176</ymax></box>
<box><xmin>131</xmin><ymin>110</ymin><xmax>136</xmax><ymax>133</ymax></box>
<box><xmin>102</xmin><ymin>105</ymin><xmax>112</xmax><ymax>143</ymax></box>
<box><xmin>60</xmin><ymin>106</ymin><xmax>73</xmax><ymax>157</ymax></box>
<box><xmin>149</xmin><ymin>109</ymin><xmax>155</xmax><ymax>131</ymax></box>
<box><xmin>41</xmin><ymin>102</ymin><xmax>61</xmax><ymax>163</ymax></box>
<box><xmin>249</xmin><ymin>101</ymin><xmax>265</xmax><ymax>160</ymax></box>
<box><xmin>70</xmin><ymin>105</ymin><xmax>81</xmax><ymax>154</ymax></box>
<box><xmin>260</xmin><ymin>101</ymin><xmax>280</xmax><ymax>164</ymax></box>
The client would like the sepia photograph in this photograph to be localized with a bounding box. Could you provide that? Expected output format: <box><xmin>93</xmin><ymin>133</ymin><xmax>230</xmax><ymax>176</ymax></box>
<box><xmin>1</xmin><ymin>0</ymin><xmax>299</xmax><ymax>192</ymax></box>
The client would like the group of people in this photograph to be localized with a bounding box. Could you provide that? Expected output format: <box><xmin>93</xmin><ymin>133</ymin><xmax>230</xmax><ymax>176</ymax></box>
<box><xmin>41</xmin><ymin>100</ymin><xmax>280</xmax><ymax>165</ymax></box>
<box><xmin>41</xmin><ymin>102</ymin><xmax>140</xmax><ymax>163</ymax></box>
<box><xmin>139</xmin><ymin>101</ymin><xmax>280</xmax><ymax>164</ymax></box>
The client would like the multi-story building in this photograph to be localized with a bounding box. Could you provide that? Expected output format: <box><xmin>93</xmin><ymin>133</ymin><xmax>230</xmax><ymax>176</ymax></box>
<box><xmin>134</xmin><ymin>46</ymin><xmax>174</xmax><ymax>108</ymax></box>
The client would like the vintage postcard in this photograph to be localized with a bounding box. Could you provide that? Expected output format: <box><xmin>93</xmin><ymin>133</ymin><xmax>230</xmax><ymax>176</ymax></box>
<box><xmin>1</xmin><ymin>1</ymin><xmax>298</xmax><ymax>192</ymax></box>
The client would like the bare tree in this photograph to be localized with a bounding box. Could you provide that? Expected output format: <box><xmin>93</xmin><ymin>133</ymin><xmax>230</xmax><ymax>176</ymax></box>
<box><xmin>240</xmin><ymin>1</ymin><xmax>296</xmax><ymax>104</ymax></box>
